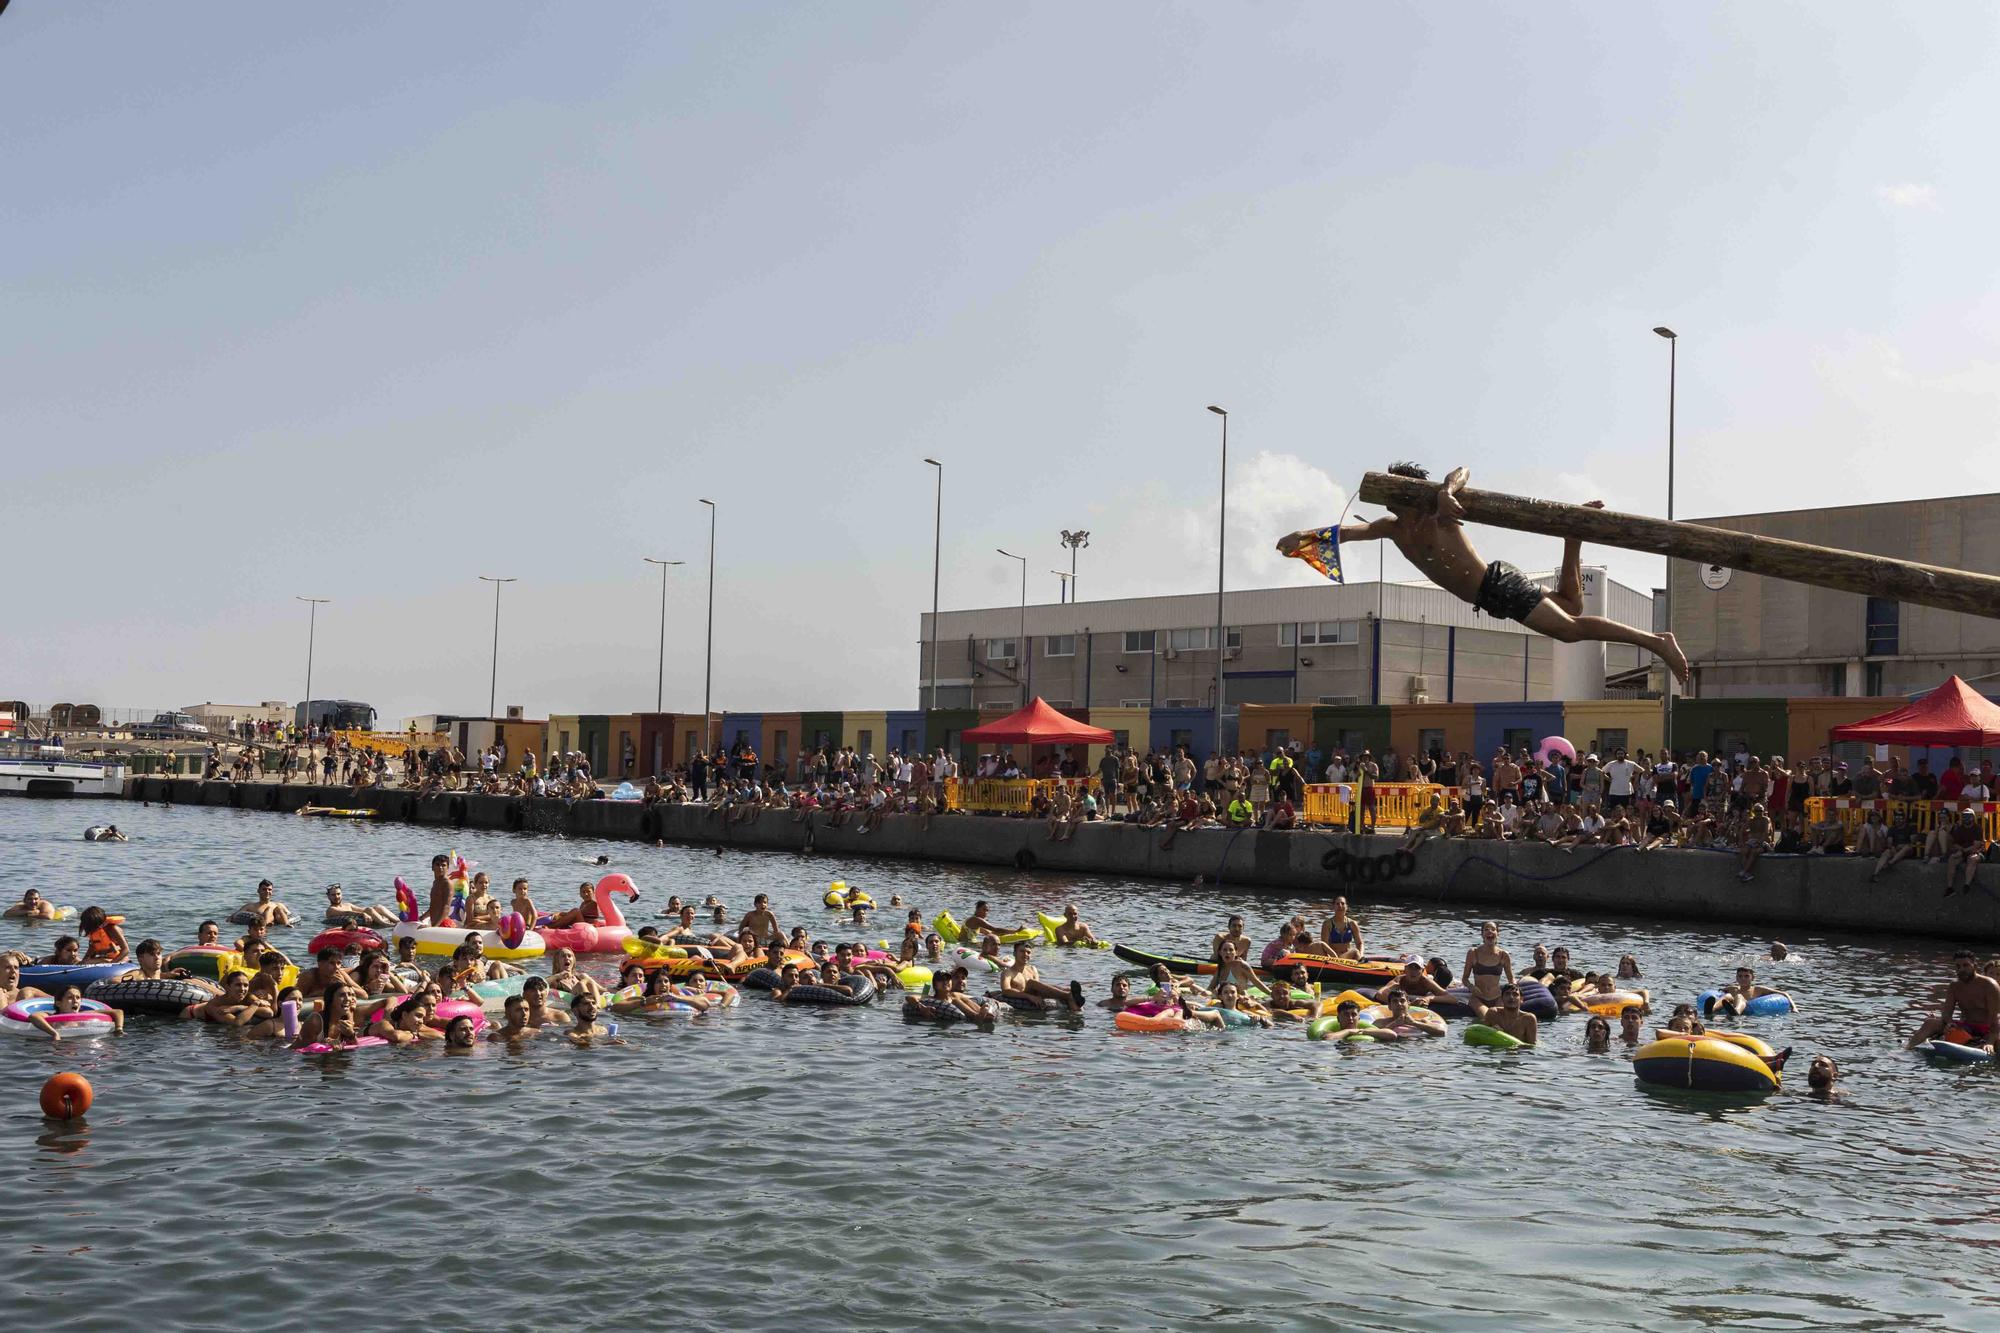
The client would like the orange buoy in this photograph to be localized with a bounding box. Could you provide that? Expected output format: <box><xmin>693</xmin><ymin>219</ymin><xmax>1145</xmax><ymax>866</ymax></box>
<box><xmin>39</xmin><ymin>1072</ymin><xmax>92</xmax><ymax>1120</ymax></box>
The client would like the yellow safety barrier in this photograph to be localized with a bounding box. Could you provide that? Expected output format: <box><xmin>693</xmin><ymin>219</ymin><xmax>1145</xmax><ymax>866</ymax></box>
<box><xmin>337</xmin><ymin>730</ymin><xmax>449</xmax><ymax>759</ymax></box>
<box><xmin>1805</xmin><ymin>797</ymin><xmax>2000</xmax><ymax>842</ymax></box>
<box><xmin>944</xmin><ymin>777</ymin><xmax>1101</xmax><ymax>815</ymax></box>
<box><xmin>1303</xmin><ymin>783</ymin><xmax>1447</xmax><ymax>830</ymax></box>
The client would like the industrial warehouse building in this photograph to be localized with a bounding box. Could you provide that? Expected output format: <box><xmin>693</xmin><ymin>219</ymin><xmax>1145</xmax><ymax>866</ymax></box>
<box><xmin>1669</xmin><ymin>491</ymin><xmax>2000</xmax><ymax>699</ymax></box>
<box><xmin>916</xmin><ymin>567</ymin><xmax>1658</xmax><ymax>722</ymax></box>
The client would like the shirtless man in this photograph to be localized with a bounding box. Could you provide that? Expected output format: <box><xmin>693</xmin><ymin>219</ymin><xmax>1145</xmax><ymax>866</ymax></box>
<box><xmin>5</xmin><ymin>889</ymin><xmax>61</xmax><ymax>921</ymax></box>
<box><xmin>297</xmin><ymin>946</ymin><xmax>357</xmax><ymax>1000</ymax></box>
<box><xmin>1906</xmin><ymin>950</ymin><xmax>2000</xmax><ymax>1051</ymax></box>
<box><xmin>236</xmin><ymin>879</ymin><xmax>296</xmax><ymax>929</ymax></box>
<box><xmin>424</xmin><ymin>854</ymin><xmax>453</xmax><ymax>927</ymax></box>
<box><xmin>998</xmin><ymin>942</ymin><xmax>1084</xmax><ymax>1013</ymax></box>
<box><xmin>1705</xmin><ymin>966</ymin><xmax>1790</xmax><ymax>1020</ymax></box>
<box><xmin>961</xmin><ymin>901</ymin><xmax>1022</xmax><ymax>944</ymax></box>
<box><xmin>0</xmin><ymin>954</ymin><xmax>47</xmax><ymax>1005</ymax></box>
<box><xmin>1466</xmin><ymin>982</ymin><xmax>1539</xmax><ymax>1046</ymax></box>
<box><xmin>194</xmin><ymin>971</ymin><xmax>271</xmax><ymax>1026</ymax></box>
<box><xmin>323</xmin><ymin>883</ymin><xmax>397</xmax><ymax>926</ymax></box>
<box><xmin>1279</xmin><ymin>463</ymin><xmax>1690</xmax><ymax>685</ymax></box>
<box><xmin>1051</xmin><ymin>904</ymin><xmax>1100</xmax><ymax>947</ymax></box>
<box><xmin>1209</xmin><ymin>915</ymin><xmax>1255</xmax><ymax>966</ymax></box>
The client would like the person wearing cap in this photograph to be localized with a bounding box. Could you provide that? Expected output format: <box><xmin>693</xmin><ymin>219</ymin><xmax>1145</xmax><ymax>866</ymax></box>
<box><xmin>1944</xmin><ymin>807</ymin><xmax>1992</xmax><ymax>898</ymax></box>
<box><xmin>1869</xmin><ymin>807</ymin><xmax>1920</xmax><ymax>881</ymax></box>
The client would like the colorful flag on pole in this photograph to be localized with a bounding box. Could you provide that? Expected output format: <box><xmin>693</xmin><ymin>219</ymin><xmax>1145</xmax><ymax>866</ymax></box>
<box><xmin>1287</xmin><ymin>526</ymin><xmax>1343</xmax><ymax>583</ymax></box>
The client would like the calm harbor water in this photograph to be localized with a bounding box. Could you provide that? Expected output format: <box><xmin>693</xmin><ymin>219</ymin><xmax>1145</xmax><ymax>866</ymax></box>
<box><xmin>1</xmin><ymin>798</ymin><xmax>1994</xmax><ymax>1331</ymax></box>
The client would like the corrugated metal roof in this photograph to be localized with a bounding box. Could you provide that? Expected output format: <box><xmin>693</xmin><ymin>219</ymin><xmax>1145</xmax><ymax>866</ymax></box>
<box><xmin>923</xmin><ymin>573</ymin><xmax>1655</xmax><ymax>641</ymax></box>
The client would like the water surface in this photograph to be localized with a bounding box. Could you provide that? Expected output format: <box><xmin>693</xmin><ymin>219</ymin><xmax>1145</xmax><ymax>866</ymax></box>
<box><xmin>1</xmin><ymin>800</ymin><xmax>1993</xmax><ymax>1330</ymax></box>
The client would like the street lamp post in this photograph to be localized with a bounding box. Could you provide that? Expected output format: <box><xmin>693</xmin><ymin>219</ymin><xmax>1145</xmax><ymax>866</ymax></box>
<box><xmin>997</xmin><ymin>548</ymin><xmax>1028</xmax><ymax>706</ymax></box>
<box><xmin>1059</xmin><ymin>529</ymin><xmax>1090</xmax><ymax>603</ymax></box>
<box><xmin>477</xmin><ymin>576</ymin><xmax>517</xmax><ymax>719</ymax></box>
<box><xmin>924</xmin><ymin>459</ymin><xmax>942</xmax><ymax>710</ymax></box>
<box><xmin>1653</xmin><ymin>326</ymin><xmax>1678</xmax><ymax>744</ymax></box>
<box><xmin>698</xmin><ymin>499</ymin><xmax>716</xmax><ymax>740</ymax></box>
<box><xmin>295</xmin><ymin>596</ymin><xmax>329</xmax><ymax>723</ymax></box>
<box><xmin>1207</xmin><ymin>405</ymin><xmax>1229</xmax><ymax>762</ymax></box>
<box><xmin>642</xmin><ymin>558</ymin><xmax>685</xmax><ymax>713</ymax></box>
<box><xmin>1051</xmin><ymin>570</ymin><xmax>1073</xmax><ymax>603</ymax></box>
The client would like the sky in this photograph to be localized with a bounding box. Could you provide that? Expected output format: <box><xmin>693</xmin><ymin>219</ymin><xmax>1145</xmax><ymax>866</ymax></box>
<box><xmin>5</xmin><ymin>4</ymin><xmax>1997</xmax><ymax>724</ymax></box>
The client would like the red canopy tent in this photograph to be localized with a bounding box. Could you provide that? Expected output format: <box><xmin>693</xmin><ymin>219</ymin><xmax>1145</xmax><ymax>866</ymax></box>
<box><xmin>1828</xmin><ymin>676</ymin><xmax>2000</xmax><ymax>748</ymax></box>
<box><xmin>961</xmin><ymin>697</ymin><xmax>1114</xmax><ymax>745</ymax></box>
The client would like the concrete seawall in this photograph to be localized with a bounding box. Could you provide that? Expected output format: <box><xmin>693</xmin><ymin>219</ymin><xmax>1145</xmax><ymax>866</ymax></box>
<box><xmin>124</xmin><ymin>777</ymin><xmax>2000</xmax><ymax>943</ymax></box>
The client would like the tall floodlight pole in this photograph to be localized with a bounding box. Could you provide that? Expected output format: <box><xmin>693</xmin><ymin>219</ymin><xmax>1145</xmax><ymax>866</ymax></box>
<box><xmin>1207</xmin><ymin>405</ymin><xmax>1229</xmax><ymax>761</ymax></box>
<box><xmin>1654</xmin><ymin>326</ymin><xmax>1678</xmax><ymax>743</ymax></box>
<box><xmin>1060</xmin><ymin>529</ymin><xmax>1090</xmax><ymax>603</ymax></box>
<box><xmin>997</xmin><ymin>548</ymin><xmax>1028</xmax><ymax>706</ymax></box>
<box><xmin>924</xmin><ymin>459</ymin><xmax>942</xmax><ymax>709</ymax></box>
<box><xmin>477</xmin><ymin>576</ymin><xmax>516</xmax><ymax>718</ymax></box>
<box><xmin>642</xmin><ymin>558</ymin><xmax>685</xmax><ymax>712</ymax></box>
<box><xmin>698</xmin><ymin>499</ymin><xmax>716</xmax><ymax>736</ymax></box>
<box><xmin>296</xmin><ymin>596</ymin><xmax>329</xmax><ymax>722</ymax></box>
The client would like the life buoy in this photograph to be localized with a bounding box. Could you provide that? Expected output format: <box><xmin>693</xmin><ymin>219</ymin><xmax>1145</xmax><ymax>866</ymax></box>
<box><xmin>1393</xmin><ymin>849</ymin><xmax>1417</xmax><ymax>876</ymax></box>
<box><xmin>1320</xmin><ymin>847</ymin><xmax>1348</xmax><ymax>873</ymax></box>
<box><xmin>1013</xmin><ymin>848</ymin><xmax>1039</xmax><ymax>871</ymax></box>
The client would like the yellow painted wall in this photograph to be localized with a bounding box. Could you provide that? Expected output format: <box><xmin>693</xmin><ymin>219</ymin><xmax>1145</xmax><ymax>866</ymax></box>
<box><xmin>1561</xmin><ymin>700</ymin><xmax>1664</xmax><ymax>757</ymax></box>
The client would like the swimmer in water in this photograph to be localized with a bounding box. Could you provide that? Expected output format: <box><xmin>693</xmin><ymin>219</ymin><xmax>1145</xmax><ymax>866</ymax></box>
<box><xmin>1051</xmin><ymin>904</ymin><xmax>1100</xmax><ymax>948</ymax></box>
<box><xmin>565</xmin><ymin>993</ymin><xmax>616</xmax><ymax>1044</ymax></box>
<box><xmin>490</xmin><ymin>994</ymin><xmax>534</xmax><ymax>1041</ymax></box>
<box><xmin>1098</xmin><ymin>975</ymin><xmax>1134</xmax><ymax>1012</ymax></box>
<box><xmin>1705</xmin><ymin>966</ymin><xmax>1789</xmax><ymax>1019</ymax></box>
<box><xmin>520</xmin><ymin>976</ymin><xmax>562</xmax><ymax>1029</ymax></box>
<box><xmin>1906</xmin><ymin>949</ymin><xmax>2000</xmax><ymax>1052</ymax></box>
<box><xmin>1466</xmin><ymin>982</ymin><xmax>1538</xmax><ymax>1046</ymax></box>
<box><xmin>0</xmin><ymin>955</ymin><xmax>46</xmax><ymax>1006</ymax></box>
<box><xmin>1806</xmin><ymin>1054</ymin><xmax>1842</xmax><ymax>1101</ymax></box>
<box><xmin>997</xmin><ymin>942</ymin><xmax>1085</xmax><ymax>1013</ymax></box>
<box><xmin>193</xmin><ymin>971</ymin><xmax>271</xmax><ymax>1026</ymax></box>
<box><xmin>444</xmin><ymin>1015</ymin><xmax>479</xmax><ymax>1048</ymax></box>
<box><xmin>1464</xmin><ymin>921</ymin><xmax>1515</xmax><ymax>1004</ymax></box>
<box><xmin>39</xmin><ymin>935</ymin><xmax>83</xmax><ymax>966</ymax></box>
<box><xmin>323</xmin><ymin>883</ymin><xmax>397</xmax><ymax>927</ymax></box>
<box><xmin>27</xmin><ymin>985</ymin><xmax>122</xmax><ymax>1038</ymax></box>
<box><xmin>1618</xmin><ymin>1005</ymin><xmax>1645</xmax><ymax>1046</ymax></box>
<box><xmin>1583</xmin><ymin>1015</ymin><xmax>1611</xmax><ymax>1052</ymax></box>
<box><xmin>79</xmin><ymin>906</ymin><xmax>129</xmax><ymax>962</ymax></box>
<box><xmin>293</xmin><ymin>984</ymin><xmax>361</xmax><ymax>1048</ymax></box>
<box><xmin>1767</xmin><ymin>941</ymin><xmax>1791</xmax><ymax>962</ymax></box>
<box><xmin>379</xmin><ymin>996</ymin><xmax>440</xmax><ymax>1045</ymax></box>
<box><xmin>1198</xmin><ymin>981</ymin><xmax>1274</xmax><ymax>1029</ymax></box>
<box><xmin>1209</xmin><ymin>915</ymin><xmax>1254</xmax><ymax>965</ymax></box>
<box><xmin>1616</xmin><ymin>953</ymin><xmax>1643</xmax><ymax>980</ymax></box>
<box><xmin>4</xmin><ymin>889</ymin><xmax>61</xmax><ymax>922</ymax></box>
<box><xmin>234</xmin><ymin>880</ymin><xmax>296</xmax><ymax>929</ymax></box>
<box><xmin>1316</xmin><ymin>998</ymin><xmax>1389</xmax><ymax>1042</ymax></box>
<box><xmin>1211</xmin><ymin>941</ymin><xmax>1262</xmax><ymax>1001</ymax></box>
<box><xmin>1371</xmin><ymin>989</ymin><xmax>1443</xmax><ymax>1037</ymax></box>
<box><xmin>545</xmin><ymin>947</ymin><xmax>603</xmax><ymax>1002</ymax></box>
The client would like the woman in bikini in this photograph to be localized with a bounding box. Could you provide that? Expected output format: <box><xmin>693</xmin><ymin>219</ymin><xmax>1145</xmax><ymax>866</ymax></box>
<box><xmin>1319</xmin><ymin>897</ymin><xmax>1365</xmax><ymax>959</ymax></box>
<box><xmin>1463</xmin><ymin>920</ymin><xmax>1515</xmax><ymax>1005</ymax></box>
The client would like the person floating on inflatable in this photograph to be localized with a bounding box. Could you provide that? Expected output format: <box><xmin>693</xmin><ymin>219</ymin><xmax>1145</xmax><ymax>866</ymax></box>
<box><xmin>1277</xmin><ymin>463</ymin><xmax>1690</xmax><ymax>685</ymax></box>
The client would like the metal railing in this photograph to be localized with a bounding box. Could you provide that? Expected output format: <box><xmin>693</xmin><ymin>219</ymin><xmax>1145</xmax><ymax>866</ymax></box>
<box><xmin>1804</xmin><ymin>796</ymin><xmax>2000</xmax><ymax>841</ymax></box>
<box><xmin>944</xmin><ymin>776</ymin><xmax>1101</xmax><ymax>814</ymax></box>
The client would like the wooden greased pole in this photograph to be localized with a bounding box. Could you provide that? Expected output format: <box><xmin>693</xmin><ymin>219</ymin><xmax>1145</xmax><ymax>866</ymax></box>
<box><xmin>1354</xmin><ymin>472</ymin><xmax>2000</xmax><ymax>621</ymax></box>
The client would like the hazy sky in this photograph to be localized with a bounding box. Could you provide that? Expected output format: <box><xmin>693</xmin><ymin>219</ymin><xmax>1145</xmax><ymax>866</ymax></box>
<box><xmin>5</xmin><ymin>5</ymin><xmax>1996</xmax><ymax>724</ymax></box>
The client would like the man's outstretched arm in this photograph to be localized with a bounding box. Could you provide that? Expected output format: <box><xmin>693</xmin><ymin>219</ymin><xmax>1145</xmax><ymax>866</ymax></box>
<box><xmin>1276</xmin><ymin>515</ymin><xmax>1396</xmax><ymax>556</ymax></box>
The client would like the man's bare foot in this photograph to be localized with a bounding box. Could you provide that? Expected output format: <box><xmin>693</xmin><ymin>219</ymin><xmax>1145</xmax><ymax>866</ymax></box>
<box><xmin>1658</xmin><ymin>631</ymin><xmax>1692</xmax><ymax>687</ymax></box>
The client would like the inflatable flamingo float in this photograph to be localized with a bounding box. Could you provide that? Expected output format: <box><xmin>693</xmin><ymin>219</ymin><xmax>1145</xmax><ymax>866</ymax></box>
<box><xmin>538</xmin><ymin>873</ymin><xmax>640</xmax><ymax>954</ymax></box>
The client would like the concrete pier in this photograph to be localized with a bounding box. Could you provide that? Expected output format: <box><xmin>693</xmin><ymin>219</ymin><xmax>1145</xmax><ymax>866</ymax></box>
<box><xmin>123</xmin><ymin>777</ymin><xmax>2000</xmax><ymax>943</ymax></box>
